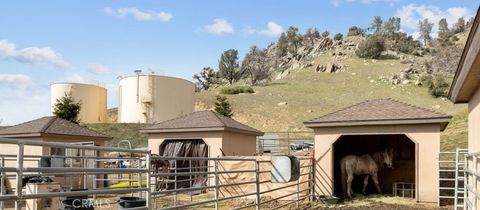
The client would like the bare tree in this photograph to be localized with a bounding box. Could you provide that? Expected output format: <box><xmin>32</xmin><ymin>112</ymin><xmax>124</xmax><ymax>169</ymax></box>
<box><xmin>371</xmin><ymin>16</ymin><xmax>383</xmax><ymax>33</ymax></box>
<box><xmin>419</xmin><ymin>18</ymin><xmax>433</xmax><ymax>46</ymax></box>
<box><xmin>193</xmin><ymin>67</ymin><xmax>219</xmax><ymax>91</ymax></box>
<box><xmin>241</xmin><ymin>46</ymin><xmax>272</xmax><ymax>86</ymax></box>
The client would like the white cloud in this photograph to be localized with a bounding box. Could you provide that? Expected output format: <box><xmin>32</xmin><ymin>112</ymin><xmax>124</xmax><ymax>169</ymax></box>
<box><xmin>243</xmin><ymin>26</ymin><xmax>256</xmax><ymax>36</ymax></box>
<box><xmin>204</xmin><ymin>19</ymin><xmax>234</xmax><ymax>35</ymax></box>
<box><xmin>0</xmin><ymin>39</ymin><xmax>69</xmax><ymax>69</ymax></box>
<box><xmin>0</xmin><ymin>74</ymin><xmax>32</xmax><ymax>88</ymax></box>
<box><xmin>395</xmin><ymin>4</ymin><xmax>472</xmax><ymax>35</ymax></box>
<box><xmin>332</xmin><ymin>0</ymin><xmax>399</xmax><ymax>7</ymax></box>
<box><xmin>259</xmin><ymin>22</ymin><xmax>284</xmax><ymax>37</ymax></box>
<box><xmin>16</xmin><ymin>47</ymin><xmax>69</xmax><ymax>69</ymax></box>
<box><xmin>104</xmin><ymin>7</ymin><xmax>173</xmax><ymax>22</ymax></box>
<box><xmin>87</xmin><ymin>63</ymin><xmax>112</xmax><ymax>74</ymax></box>
<box><xmin>66</xmin><ymin>74</ymin><xmax>85</xmax><ymax>83</ymax></box>
<box><xmin>0</xmin><ymin>40</ymin><xmax>16</xmax><ymax>57</ymax></box>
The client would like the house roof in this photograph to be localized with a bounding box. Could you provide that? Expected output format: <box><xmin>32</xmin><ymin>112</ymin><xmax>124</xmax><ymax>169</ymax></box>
<box><xmin>449</xmin><ymin>7</ymin><xmax>480</xmax><ymax>103</ymax></box>
<box><xmin>304</xmin><ymin>99</ymin><xmax>451</xmax><ymax>131</ymax></box>
<box><xmin>0</xmin><ymin>116</ymin><xmax>111</xmax><ymax>139</ymax></box>
<box><xmin>142</xmin><ymin>111</ymin><xmax>264</xmax><ymax>136</ymax></box>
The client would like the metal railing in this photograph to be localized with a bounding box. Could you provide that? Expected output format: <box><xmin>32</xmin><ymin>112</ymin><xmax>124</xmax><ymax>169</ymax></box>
<box><xmin>0</xmin><ymin>137</ymin><xmax>151</xmax><ymax>210</ymax></box>
<box><xmin>439</xmin><ymin>148</ymin><xmax>468</xmax><ymax>208</ymax></box>
<box><xmin>0</xmin><ymin>137</ymin><xmax>314</xmax><ymax>210</ymax></box>
<box><xmin>465</xmin><ymin>152</ymin><xmax>480</xmax><ymax>210</ymax></box>
<box><xmin>150</xmin><ymin>156</ymin><xmax>315</xmax><ymax>210</ymax></box>
<box><xmin>257</xmin><ymin>132</ymin><xmax>314</xmax><ymax>155</ymax></box>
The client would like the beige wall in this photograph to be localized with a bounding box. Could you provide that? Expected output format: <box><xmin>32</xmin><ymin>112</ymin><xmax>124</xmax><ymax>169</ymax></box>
<box><xmin>221</xmin><ymin>131</ymin><xmax>257</xmax><ymax>156</ymax></box>
<box><xmin>469</xmin><ymin>85</ymin><xmax>480</xmax><ymax>153</ymax></box>
<box><xmin>147</xmin><ymin>131</ymin><xmax>258</xmax><ymax>157</ymax></box>
<box><xmin>51</xmin><ymin>83</ymin><xmax>107</xmax><ymax>123</ymax></box>
<box><xmin>118</xmin><ymin>75</ymin><xmax>195</xmax><ymax>123</ymax></box>
<box><xmin>312</xmin><ymin>124</ymin><xmax>441</xmax><ymax>204</ymax></box>
<box><xmin>148</xmin><ymin>131</ymin><xmax>223</xmax><ymax>157</ymax></box>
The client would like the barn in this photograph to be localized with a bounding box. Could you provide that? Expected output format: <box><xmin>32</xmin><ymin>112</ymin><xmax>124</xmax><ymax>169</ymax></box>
<box><xmin>143</xmin><ymin>110</ymin><xmax>264</xmax><ymax>158</ymax></box>
<box><xmin>304</xmin><ymin>99</ymin><xmax>451</xmax><ymax>204</ymax></box>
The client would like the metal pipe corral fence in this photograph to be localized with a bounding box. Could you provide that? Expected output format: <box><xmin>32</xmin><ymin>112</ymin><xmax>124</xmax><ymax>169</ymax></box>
<box><xmin>0</xmin><ymin>137</ymin><xmax>315</xmax><ymax>210</ymax></box>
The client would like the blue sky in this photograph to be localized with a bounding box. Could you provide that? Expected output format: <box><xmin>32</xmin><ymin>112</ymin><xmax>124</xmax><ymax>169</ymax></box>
<box><xmin>0</xmin><ymin>0</ymin><xmax>478</xmax><ymax>125</ymax></box>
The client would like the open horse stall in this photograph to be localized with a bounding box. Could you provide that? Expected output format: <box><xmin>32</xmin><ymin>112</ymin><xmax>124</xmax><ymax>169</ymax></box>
<box><xmin>304</xmin><ymin>99</ymin><xmax>451</xmax><ymax>204</ymax></box>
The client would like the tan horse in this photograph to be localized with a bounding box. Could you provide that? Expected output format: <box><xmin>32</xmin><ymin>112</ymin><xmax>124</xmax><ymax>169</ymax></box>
<box><xmin>340</xmin><ymin>149</ymin><xmax>393</xmax><ymax>199</ymax></box>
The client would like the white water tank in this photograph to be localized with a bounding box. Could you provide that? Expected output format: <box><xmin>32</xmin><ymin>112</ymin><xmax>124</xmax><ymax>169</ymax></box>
<box><xmin>118</xmin><ymin>74</ymin><xmax>195</xmax><ymax>123</ymax></box>
<box><xmin>50</xmin><ymin>83</ymin><xmax>107</xmax><ymax>123</ymax></box>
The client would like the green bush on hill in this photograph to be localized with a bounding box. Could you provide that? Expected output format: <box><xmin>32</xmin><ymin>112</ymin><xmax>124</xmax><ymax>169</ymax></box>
<box><xmin>355</xmin><ymin>35</ymin><xmax>385</xmax><ymax>59</ymax></box>
<box><xmin>220</xmin><ymin>86</ymin><xmax>254</xmax><ymax>95</ymax></box>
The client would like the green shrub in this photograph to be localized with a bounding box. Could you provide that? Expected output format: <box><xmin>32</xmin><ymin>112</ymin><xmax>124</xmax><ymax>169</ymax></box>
<box><xmin>333</xmin><ymin>33</ymin><xmax>343</xmax><ymax>41</ymax></box>
<box><xmin>347</xmin><ymin>26</ymin><xmax>364</xmax><ymax>36</ymax></box>
<box><xmin>355</xmin><ymin>35</ymin><xmax>385</xmax><ymax>59</ymax></box>
<box><xmin>424</xmin><ymin>74</ymin><xmax>450</xmax><ymax>98</ymax></box>
<box><xmin>220</xmin><ymin>86</ymin><xmax>254</xmax><ymax>95</ymax></box>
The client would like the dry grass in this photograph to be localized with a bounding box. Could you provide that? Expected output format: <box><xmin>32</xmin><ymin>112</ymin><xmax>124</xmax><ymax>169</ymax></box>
<box><xmin>196</xmin><ymin>53</ymin><xmax>468</xmax><ymax>150</ymax></box>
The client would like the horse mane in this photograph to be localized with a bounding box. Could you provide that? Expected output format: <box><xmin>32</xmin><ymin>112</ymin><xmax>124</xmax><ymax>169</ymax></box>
<box><xmin>371</xmin><ymin>151</ymin><xmax>385</xmax><ymax>171</ymax></box>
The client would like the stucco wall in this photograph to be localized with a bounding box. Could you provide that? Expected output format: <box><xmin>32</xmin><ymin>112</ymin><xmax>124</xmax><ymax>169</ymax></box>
<box><xmin>221</xmin><ymin>131</ymin><xmax>257</xmax><ymax>156</ymax></box>
<box><xmin>147</xmin><ymin>131</ymin><xmax>224</xmax><ymax>157</ymax></box>
<box><xmin>312</xmin><ymin>124</ymin><xmax>441</xmax><ymax>204</ymax></box>
<box><xmin>469</xmin><ymin>85</ymin><xmax>480</xmax><ymax>153</ymax></box>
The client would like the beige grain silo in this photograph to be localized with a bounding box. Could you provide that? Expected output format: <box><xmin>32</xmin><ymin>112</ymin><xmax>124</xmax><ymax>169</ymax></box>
<box><xmin>50</xmin><ymin>83</ymin><xmax>107</xmax><ymax>123</ymax></box>
<box><xmin>118</xmin><ymin>74</ymin><xmax>195</xmax><ymax>123</ymax></box>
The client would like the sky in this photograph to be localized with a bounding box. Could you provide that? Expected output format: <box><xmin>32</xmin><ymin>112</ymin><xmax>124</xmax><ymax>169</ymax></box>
<box><xmin>0</xmin><ymin>0</ymin><xmax>478</xmax><ymax>125</ymax></box>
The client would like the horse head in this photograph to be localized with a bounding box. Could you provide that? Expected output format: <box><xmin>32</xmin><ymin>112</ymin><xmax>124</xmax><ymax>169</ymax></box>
<box><xmin>383</xmin><ymin>148</ymin><xmax>394</xmax><ymax>169</ymax></box>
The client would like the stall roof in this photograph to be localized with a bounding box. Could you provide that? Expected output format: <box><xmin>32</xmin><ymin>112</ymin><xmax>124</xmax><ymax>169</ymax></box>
<box><xmin>142</xmin><ymin>110</ymin><xmax>264</xmax><ymax>136</ymax></box>
<box><xmin>304</xmin><ymin>99</ymin><xmax>451</xmax><ymax>130</ymax></box>
<box><xmin>0</xmin><ymin>116</ymin><xmax>111</xmax><ymax>139</ymax></box>
<box><xmin>448</xmin><ymin>7</ymin><xmax>480</xmax><ymax>103</ymax></box>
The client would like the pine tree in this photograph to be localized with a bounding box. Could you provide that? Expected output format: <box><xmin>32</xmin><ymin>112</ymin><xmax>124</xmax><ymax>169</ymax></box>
<box><xmin>214</xmin><ymin>95</ymin><xmax>233</xmax><ymax>118</ymax></box>
<box><xmin>218</xmin><ymin>49</ymin><xmax>240</xmax><ymax>85</ymax></box>
<box><xmin>53</xmin><ymin>92</ymin><xmax>81</xmax><ymax>123</ymax></box>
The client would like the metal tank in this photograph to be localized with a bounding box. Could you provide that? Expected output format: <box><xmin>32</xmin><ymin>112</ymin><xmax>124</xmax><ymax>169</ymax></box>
<box><xmin>50</xmin><ymin>83</ymin><xmax>108</xmax><ymax>123</ymax></box>
<box><xmin>118</xmin><ymin>74</ymin><xmax>195</xmax><ymax>123</ymax></box>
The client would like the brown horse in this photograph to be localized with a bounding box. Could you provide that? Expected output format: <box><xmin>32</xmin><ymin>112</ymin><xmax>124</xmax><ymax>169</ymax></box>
<box><xmin>340</xmin><ymin>149</ymin><xmax>393</xmax><ymax>199</ymax></box>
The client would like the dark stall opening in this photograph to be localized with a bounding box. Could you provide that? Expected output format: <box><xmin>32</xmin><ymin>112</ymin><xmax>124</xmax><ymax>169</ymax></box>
<box><xmin>159</xmin><ymin>139</ymin><xmax>208</xmax><ymax>190</ymax></box>
<box><xmin>333</xmin><ymin>134</ymin><xmax>415</xmax><ymax>198</ymax></box>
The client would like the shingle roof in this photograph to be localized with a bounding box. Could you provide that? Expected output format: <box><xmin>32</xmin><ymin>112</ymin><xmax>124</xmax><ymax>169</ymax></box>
<box><xmin>304</xmin><ymin>99</ymin><xmax>451</xmax><ymax>130</ymax></box>
<box><xmin>142</xmin><ymin>111</ymin><xmax>263</xmax><ymax>135</ymax></box>
<box><xmin>0</xmin><ymin>116</ymin><xmax>111</xmax><ymax>138</ymax></box>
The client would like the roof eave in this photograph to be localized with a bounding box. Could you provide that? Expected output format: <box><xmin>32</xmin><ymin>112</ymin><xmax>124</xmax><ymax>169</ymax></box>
<box><xmin>448</xmin><ymin>7</ymin><xmax>480</xmax><ymax>103</ymax></box>
<box><xmin>141</xmin><ymin>126</ymin><xmax>264</xmax><ymax>136</ymax></box>
<box><xmin>303</xmin><ymin>118</ymin><xmax>452</xmax><ymax>129</ymax></box>
<box><xmin>140</xmin><ymin>127</ymin><xmax>226</xmax><ymax>134</ymax></box>
<box><xmin>0</xmin><ymin>133</ymin><xmax>42</xmax><ymax>138</ymax></box>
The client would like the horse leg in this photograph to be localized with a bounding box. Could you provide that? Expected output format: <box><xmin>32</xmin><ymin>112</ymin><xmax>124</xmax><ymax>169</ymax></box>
<box><xmin>371</xmin><ymin>172</ymin><xmax>382</xmax><ymax>194</ymax></box>
<box><xmin>362</xmin><ymin>175</ymin><xmax>369</xmax><ymax>195</ymax></box>
<box><xmin>347</xmin><ymin>174</ymin><xmax>354</xmax><ymax>199</ymax></box>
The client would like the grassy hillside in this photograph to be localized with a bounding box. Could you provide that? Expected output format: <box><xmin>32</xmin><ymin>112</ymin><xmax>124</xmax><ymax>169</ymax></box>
<box><xmin>196</xmin><ymin>51</ymin><xmax>468</xmax><ymax>150</ymax></box>
<box><xmin>87</xmin><ymin>123</ymin><xmax>150</xmax><ymax>148</ymax></box>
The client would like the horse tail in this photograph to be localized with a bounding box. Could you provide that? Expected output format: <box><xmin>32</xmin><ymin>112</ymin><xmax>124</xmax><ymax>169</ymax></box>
<box><xmin>340</xmin><ymin>158</ymin><xmax>347</xmax><ymax>198</ymax></box>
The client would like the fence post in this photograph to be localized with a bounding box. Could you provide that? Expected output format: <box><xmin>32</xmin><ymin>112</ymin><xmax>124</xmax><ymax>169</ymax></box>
<box><xmin>214</xmin><ymin>160</ymin><xmax>219</xmax><ymax>210</ymax></box>
<box><xmin>255</xmin><ymin>160</ymin><xmax>260</xmax><ymax>210</ymax></box>
<box><xmin>1</xmin><ymin>155</ymin><xmax>5</xmax><ymax>210</ymax></box>
<box><xmin>464</xmin><ymin>154</ymin><xmax>468</xmax><ymax>210</ymax></box>
<box><xmin>174</xmin><ymin>159</ymin><xmax>178</xmax><ymax>206</ymax></box>
<box><xmin>146</xmin><ymin>152</ymin><xmax>152</xmax><ymax>209</ymax></box>
<box><xmin>474</xmin><ymin>156</ymin><xmax>478</xmax><ymax>210</ymax></box>
<box><xmin>15</xmin><ymin>143</ymin><xmax>24</xmax><ymax>210</ymax></box>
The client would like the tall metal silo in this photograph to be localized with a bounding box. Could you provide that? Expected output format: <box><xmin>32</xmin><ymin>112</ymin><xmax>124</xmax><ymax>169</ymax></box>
<box><xmin>118</xmin><ymin>74</ymin><xmax>195</xmax><ymax>123</ymax></box>
<box><xmin>50</xmin><ymin>83</ymin><xmax>108</xmax><ymax>123</ymax></box>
